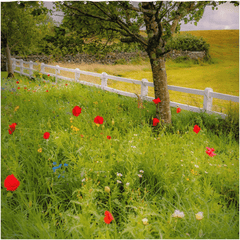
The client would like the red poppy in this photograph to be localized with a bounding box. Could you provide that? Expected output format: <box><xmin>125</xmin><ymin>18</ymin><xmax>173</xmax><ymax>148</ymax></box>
<box><xmin>17</xmin><ymin>87</ymin><xmax>20</xmax><ymax>89</ymax></box>
<box><xmin>152</xmin><ymin>98</ymin><xmax>161</xmax><ymax>104</ymax></box>
<box><xmin>193</xmin><ymin>125</ymin><xmax>201</xmax><ymax>134</ymax></box>
<box><xmin>16</xmin><ymin>81</ymin><xmax>19</xmax><ymax>84</ymax></box>
<box><xmin>43</xmin><ymin>132</ymin><xmax>50</xmax><ymax>139</ymax></box>
<box><xmin>4</xmin><ymin>174</ymin><xmax>20</xmax><ymax>191</ymax></box>
<box><xmin>153</xmin><ymin>118</ymin><xmax>160</xmax><ymax>126</ymax></box>
<box><xmin>81</xmin><ymin>134</ymin><xmax>84</xmax><ymax>138</ymax></box>
<box><xmin>72</xmin><ymin>106</ymin><xmax>82</xmax><ymax>117</ymax></box>
<box><xmin>176</xmin><ymin>108</ymin><xmax>181</xmax><ymax>113</ymax></box>
<box><xmin>206</xmin><ymin>147</ymin><xmax>216</xmax><ymax>157</ymax></box>
<box><xmin>46</xmin><ymin>90</ymin><xmax>48</xmax><ymax>92</ymax></box>
<box><xmin>107</xmin><ymin>136</ymin><xmax>111</xmax><ymax>139</ymax></box>
<box><xmin>24</xmin><ymin>87</ymin><xmax>27</xmax><ymax>90</ymax></box>
<box><xmin>94</xmin><ymin>116</ymin><xmax>104</xmax><ymax>124</ymax></box>
<box><xmin>8</xmin><ymin>129</ymin><xmax>13</xmax><ymax>134</ymax></box>
<box><xmin>104</xmin><ymin>211</ymin><xmax>114</xmax><ymax>224</ymax></box>
<box><xmin>48</xmin><ymin>74</ymin><xmax>50</xmax><ymax>77</ymax></box>
<box><xmin>9</xmin><ymin>123</ymin><xmax>17</xmax><ymax>134</ymax></box>
<box><xmin>65</xmin><ymin>84</ymin><xmax>68</xmax><ymax>86</ymax></box>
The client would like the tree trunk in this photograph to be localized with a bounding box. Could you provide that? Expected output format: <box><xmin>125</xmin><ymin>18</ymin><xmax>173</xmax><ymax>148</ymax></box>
<box><xmin>6</xmin><ymin>42</ymin><xmax>14</xmax><ymax>78</ymax></box>
<box><xmin>142</xmin><ymin>3</ymin><xmax>171</xmax><ymax>124</ymax></box>
<box><xmin>149</xmin><ymin>55</ymin><xmax>171</xmax><ymax>124</ymax></box>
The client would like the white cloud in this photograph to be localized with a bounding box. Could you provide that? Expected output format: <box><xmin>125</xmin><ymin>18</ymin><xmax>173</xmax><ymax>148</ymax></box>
<box><xmin>45</xmin><ymin>1</ymin><xmax>239</xmax><ymax>31</ymax></box>
<box><xmin>181</xmin><ymin>2</ymin><xmax>239</xmax><ymax>31</ymax></box>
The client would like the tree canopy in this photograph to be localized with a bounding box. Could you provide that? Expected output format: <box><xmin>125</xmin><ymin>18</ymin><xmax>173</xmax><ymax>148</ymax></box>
<box><xmin>1</xmin><ymin>1</ymin><xmax>53</xmax><ymax>56</ymax></box>
<box><xmin>56</xmin><ymin>1</ymin><xmax>239</xmax><ymax>123</ymax></box>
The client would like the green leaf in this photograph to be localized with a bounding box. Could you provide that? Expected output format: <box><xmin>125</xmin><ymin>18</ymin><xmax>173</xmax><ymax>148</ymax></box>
<box><xmin>7</xmin><ymin>192</ymin><xmax>13</xmax><ymax>197</ymax></box>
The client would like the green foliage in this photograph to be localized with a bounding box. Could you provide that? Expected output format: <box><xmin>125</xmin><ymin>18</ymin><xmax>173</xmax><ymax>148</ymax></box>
<box><xmin>165</xmin><ymin>33</ymin><xmax>211</xmax><ymax>59</ymax></box>
<box><xmin>40</xmin><ymin>31</ymin><xmax>145</xmax><ymax>57</ymax></box>
<box><xmin>1</xmin><ymin>73</ymin><xmax>239</xmax><ymax>239</ymax></box>
<box><xmin>1</xmin><ymin>2</ymin><xmax>53</xmax><ymax>56</ymax></box>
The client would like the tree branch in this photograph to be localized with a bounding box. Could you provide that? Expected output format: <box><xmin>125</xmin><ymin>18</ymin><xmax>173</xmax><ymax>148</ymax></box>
<box><xmin>63</xmin><ymin>2</ymin><xmax>147</xmax><ymax>47</ymax></box>
<box><xmin>170</xmin><ymin>2</ymin><xmax>206</xmax><ymax>34</ymax></box>
<box><xmin>119</xmin><ymin>2</ymin><xmax>157</xmax><ymax>14</ymax></box>
<box><xmin>10</xmin><ymin>40</ymin><xmax>20</xmax><ymax>50</ymax></box>
<box><xmin>62</xmin><ymin>2</ymin><xmax>110</xmax><ymax>22</ymax></box>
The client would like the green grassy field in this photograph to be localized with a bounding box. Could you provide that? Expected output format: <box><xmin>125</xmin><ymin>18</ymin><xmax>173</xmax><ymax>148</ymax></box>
<box><xmin>1</xmin><ymin>71</ymin><xmax>239</xmax><ymax>239</ymax></box>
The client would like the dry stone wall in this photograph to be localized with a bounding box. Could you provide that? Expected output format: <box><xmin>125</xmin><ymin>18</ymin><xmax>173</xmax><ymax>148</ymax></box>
<box><xmin>1</xmin><ymin>50</ymin><xmax>206</xmax><ymax>71</ymax></box>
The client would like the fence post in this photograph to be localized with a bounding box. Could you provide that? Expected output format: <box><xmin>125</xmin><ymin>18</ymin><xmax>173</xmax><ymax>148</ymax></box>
<box><xmin>55</xmin><ymin>65</ymin><xmax>60</xmax><ymax>83</ymax></box>
<box><xmin>101</xmin><ymin>72</ymin><xmax>108</xmax><ymax>90</ymax></box>
<box><xmin>12</xmin><ymin>58</ymin><xmax>16</xmax><ymax>72</ymax></box>
<box><xmin>203</xmin><ymin>87</ymin><xmax>213</xmax><ymax>112</ymax></box>
<box><xmin>141</xmin><ymin>78</ymin><xmax>148</xmax><ymax>100</ymax></box>
<box><xmin>29</xmin><ymin>61</ymin><xmax>33</xmax><ymax>77</ymax></box>
<box><xmin>20</xmin><ymin>59</ymin><xmax>23</xmax><ymax>75</ymax></box>
<box><xmin>75</xmin><ymin>68</ymin><xmax>80</xmax><ymax>82</ymax></box>
<box><xmin>40</xmin><ymin>62</ymin><xmax>45</xmax><ymax>74</ymax></box>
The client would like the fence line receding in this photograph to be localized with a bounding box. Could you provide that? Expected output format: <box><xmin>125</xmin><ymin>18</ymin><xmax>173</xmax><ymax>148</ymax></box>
<box><xmin>11</xmin><ymin>58</ymin><xmax>239</xmax><ymax>119</ymax></box>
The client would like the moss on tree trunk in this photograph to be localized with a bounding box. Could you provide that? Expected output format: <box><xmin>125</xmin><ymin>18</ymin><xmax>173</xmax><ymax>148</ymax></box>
<box><xmin>6</xmin><ymin>42</ymin><xmax>14</xmax><ymax>78</ymax></box>
<box><xmin>149</xmin><ymin>55</ymin><xmax>171</xmax><ymax>124</ymax></box>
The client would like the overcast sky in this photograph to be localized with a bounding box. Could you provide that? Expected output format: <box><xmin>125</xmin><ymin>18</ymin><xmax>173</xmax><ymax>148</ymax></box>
<box><xmin>45</xmin><ymin>1</ymin><xmax>239</xmax><ymax>31</ymax></box>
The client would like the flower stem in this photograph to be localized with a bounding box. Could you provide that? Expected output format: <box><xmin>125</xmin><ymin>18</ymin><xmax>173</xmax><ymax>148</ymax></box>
<box><xmin>109</xmin><ymin>192</ymin><xmax>112</xmax><ymax>213</ymax></box>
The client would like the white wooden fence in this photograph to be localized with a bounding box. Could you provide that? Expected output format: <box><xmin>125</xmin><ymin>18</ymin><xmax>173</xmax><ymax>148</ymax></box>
<box><xmin>11</xmin><ymin>57</ymin><xmax>239</xmax><ymax>119</ymax></box>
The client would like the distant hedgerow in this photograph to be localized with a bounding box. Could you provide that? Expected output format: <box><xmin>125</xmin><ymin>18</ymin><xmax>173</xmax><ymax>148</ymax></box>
<box><xmin>165</xmin><ymin>33</ymin><xmax>211</xmax><ymax>60</ymax></box>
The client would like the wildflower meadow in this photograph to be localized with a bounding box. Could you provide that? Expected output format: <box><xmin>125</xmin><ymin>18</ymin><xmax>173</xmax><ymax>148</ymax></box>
<box><xmin>1</xmin><ymin>72</ymin><xmax>239</xmax><ymax>239</ymax></box>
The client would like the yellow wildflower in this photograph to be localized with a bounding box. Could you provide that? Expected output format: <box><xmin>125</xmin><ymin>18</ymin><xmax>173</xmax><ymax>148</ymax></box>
<box><xmin>105</xmin><ymin>186</ymin><xmax>110</xmax><ymax>193</ymax></box>
<box><xmin>38</xmin><ymin>148</ymin><xmax>42</xmax><ymax>153</ymax></box>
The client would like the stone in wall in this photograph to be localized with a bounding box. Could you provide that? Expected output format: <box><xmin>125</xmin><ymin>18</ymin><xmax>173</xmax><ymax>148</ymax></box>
<box><xmin>1</xmin><ymin>50</ymin><xmax>206</xmax><ymax>70</ymax></box>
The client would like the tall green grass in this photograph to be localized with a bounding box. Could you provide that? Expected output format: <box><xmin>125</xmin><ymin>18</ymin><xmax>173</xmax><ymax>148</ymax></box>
<box><xmin>1</xmin><ymin>73</ymin><xmax>239</xmax><ymax>239</ymax></box>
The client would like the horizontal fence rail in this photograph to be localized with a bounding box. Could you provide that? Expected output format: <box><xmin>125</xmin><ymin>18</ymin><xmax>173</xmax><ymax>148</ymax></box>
<box><xmin>11</xmin><ymin>58</ymin><xmax>239</xmax><ymax>119</ymax></box>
